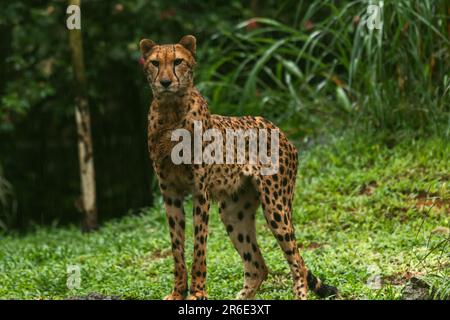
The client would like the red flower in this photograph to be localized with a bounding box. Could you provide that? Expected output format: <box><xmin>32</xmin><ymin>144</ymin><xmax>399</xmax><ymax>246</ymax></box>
<box><xmin>304</xmin><ymin>20</ymin><xmax>314</xmax><ymax>31</ymax></box>
<box><xmin>402</xmin><ymin>22</ymin><xmax>410</xmax><ymax>34</ymax></box>
<box><xmin>160</xmin><ymin>8</ymin><xmax>176</xmax><ymax>20</ymax></box>
<box><xmin>246</xmin><ymin>18</ymin><xmax>259</xmax><ymax>31</ymax></box>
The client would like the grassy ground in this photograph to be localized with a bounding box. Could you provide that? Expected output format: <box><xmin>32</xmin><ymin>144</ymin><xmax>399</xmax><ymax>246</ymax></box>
<box><xmin>0</xmin><ymin>132</ymin><xmax>448</xmax><ymax>300</ymax></box>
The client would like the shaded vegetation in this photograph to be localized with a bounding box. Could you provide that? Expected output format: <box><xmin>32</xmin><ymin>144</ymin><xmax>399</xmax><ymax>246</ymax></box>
<box><xmin>0</xmin><ymin>0</ymin><xmax>448</xmax><ymax>300</ymax></box>
<box><xmin>198</xmin><ymin>0</ymin><xmax>450</xmax><ymax>135</ymax></box>
<box><xmin>0</xmin><ymin>0</ymin><xmax>449</xmax><ymax>229</ymax></box>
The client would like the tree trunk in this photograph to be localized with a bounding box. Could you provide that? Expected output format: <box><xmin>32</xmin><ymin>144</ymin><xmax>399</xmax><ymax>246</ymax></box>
<box><xmin>68</xmin><ymin>0</ymin><xmax>98</xmax><ymax>231</ymax></box>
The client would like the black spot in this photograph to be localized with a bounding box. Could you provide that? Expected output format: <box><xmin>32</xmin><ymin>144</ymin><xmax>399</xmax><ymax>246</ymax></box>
<box><xmin>168</xmin><ymin>217</ymin><xmax>175</xmax><ymax>229</ymax></box>
<box><xmin>226</xmin><ymin>225</ymin><xmax>233</xmax><ymax>233</ymax></box>
<box><xmin>246</xmin><ymin>235</ymin><xmax>251</xmax><ymax>243</ymax></box>
<box><xmin>307</xmin><ymin>271</ymin><xmax>318</xmax><ymax>290</ymax></box>
<box><xmin>166</xmin><ymin>197</ymin><xmax>173</xmax><ymax>206</ymax></box>
<box><xmin>238</xmin><ymin>234</ymin><xmax>244</xmax><ymax>242</ymax></box>
<box><xmin>179</xmin><ymin>220</ymin><xmax>185</xmax><ymax>229</ymax></box>
<box><xmin>198</xmin><ymin>195</ymin><xmax>206</xmax><ymax>205</ymax></box>
<box><xmin>273</xmin><ymin>212</ymin><xmax>282</xmax><ymax>222</ymax></box>
<box><xmin>244</xmin><ymin>202</ymin><xmax>251</xmax><ymax>209</ymax></box>
<box><xmin>243</xmin><ymin>252</ymin><xmax>252</xmax><ymax>261</ymax></box>
<box><xmin>196</xmin><ymin>206</ymin><xmax>201</xmax><ymax>216</ymax></box>
<box><xmin>238</xmin><ymin>211</ymin><xmax>244</xmax><ymax>220</ymax></box>
<box><xmin>270</xmin><ymin>220</ymin><xmax>278</xmax><ymax>229</ymax></box>
<box><xmin>174</xmin><ymin>199</ymin><xmax>182</xmax><ymax>208</ymax></box>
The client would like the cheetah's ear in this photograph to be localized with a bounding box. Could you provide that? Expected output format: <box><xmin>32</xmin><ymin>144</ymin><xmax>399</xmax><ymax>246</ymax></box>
<box><xmin>139</xmin><ymin>39</ymin><xmax>156</xmax><ymax>59</ymax></box>
<box><xmin>179</xmin><ymin>35</ymin><xmax>196</xmax><ymax>56</ymax></box>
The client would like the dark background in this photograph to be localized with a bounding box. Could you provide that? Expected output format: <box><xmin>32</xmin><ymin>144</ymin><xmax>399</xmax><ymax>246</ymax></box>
<box><xmin>0</xmin><ymin>0</ymin><xmax>448</xmax><ymax>230</ymax></box>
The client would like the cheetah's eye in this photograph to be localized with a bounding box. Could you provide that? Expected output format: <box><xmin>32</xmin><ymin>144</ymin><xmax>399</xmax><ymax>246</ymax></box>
<box><xmin>150</xmin><ymin>60</ymin><xmax>159</xmax><ymax>67</ymax></box>
<box><xmin>174</xmin><ymin>59</ymin><xmax>183</xmax><ymax>66</ymax></box>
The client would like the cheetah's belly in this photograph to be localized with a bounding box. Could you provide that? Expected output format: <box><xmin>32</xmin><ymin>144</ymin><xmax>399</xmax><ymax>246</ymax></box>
<box><xmin>205</xmin><ymin>164</ymin><xmax>252</xmax><ymax>201</ymax></box>
<box><xmin>159</xmin><ymin>161</ymin><xmax>195</xmax><ymax>194</ymax></box>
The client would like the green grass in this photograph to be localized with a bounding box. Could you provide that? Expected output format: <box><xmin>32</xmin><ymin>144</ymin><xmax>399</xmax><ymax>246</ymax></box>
<box><xmin>0</xmin><ymin>132</ymin><xmax>448</xmax><ymax>300</ymax></box>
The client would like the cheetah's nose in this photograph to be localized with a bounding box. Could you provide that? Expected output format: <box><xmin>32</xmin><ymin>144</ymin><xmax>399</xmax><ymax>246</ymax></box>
<box><xmin>160</xmin><ymin>79</ymin><xmax>172</xmax><ymax>88</ymax></box>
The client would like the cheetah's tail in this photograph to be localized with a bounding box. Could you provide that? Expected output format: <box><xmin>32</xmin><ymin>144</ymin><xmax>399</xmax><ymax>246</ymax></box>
<box><xmin>307</xmin><ymin>270</ymin><xmax>339</xmax><ymax>299</ymax></box>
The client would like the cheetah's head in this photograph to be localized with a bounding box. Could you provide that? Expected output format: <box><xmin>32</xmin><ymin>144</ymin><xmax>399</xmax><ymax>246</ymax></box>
<box><xmin>139</xmin><ymin>35</ymin><xmax>196</xmax><ymax>97</ymax></box>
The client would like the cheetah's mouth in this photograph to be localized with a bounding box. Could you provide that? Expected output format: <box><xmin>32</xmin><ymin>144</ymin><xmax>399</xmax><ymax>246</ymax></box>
<box><xmin>160</xmin><ymin>88</ymin><xmax>175</xmax><ymax>94</ymax></box>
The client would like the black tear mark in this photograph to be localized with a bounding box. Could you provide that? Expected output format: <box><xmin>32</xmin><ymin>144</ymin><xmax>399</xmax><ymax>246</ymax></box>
<box><xmin>172</xmin><ymin>45</ymin><xmax>180</xmax><ymax>85</ymax></box>
<box><xmin>154</xmin><ymin>47</ymin><xmax>160</xmax><ymax>84</ymax></box>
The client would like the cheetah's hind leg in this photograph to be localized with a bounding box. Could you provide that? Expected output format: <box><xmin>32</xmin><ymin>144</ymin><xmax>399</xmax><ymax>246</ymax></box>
<box><xmin>219</xmin><ymin>181</ymin><xmax>268</xmax><ymax>299</ymax></box>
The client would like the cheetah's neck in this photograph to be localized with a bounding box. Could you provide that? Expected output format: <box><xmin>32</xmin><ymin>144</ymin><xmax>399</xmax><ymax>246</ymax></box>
<box><xmin>152</xmin><ymin>87</ymin><xmax>209</xmax><ymax>127</ymax></box>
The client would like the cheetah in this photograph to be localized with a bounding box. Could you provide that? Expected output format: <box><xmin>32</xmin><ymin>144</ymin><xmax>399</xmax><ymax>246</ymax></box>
<box><xmin>140</xmin><ymin>35</ymin><xmax>338</xmax><ymax>300</ymax></box>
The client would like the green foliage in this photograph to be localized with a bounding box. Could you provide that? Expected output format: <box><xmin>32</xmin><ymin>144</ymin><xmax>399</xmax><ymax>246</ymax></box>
<box><xmin>1</xmin><ymin>132</ymin><xmax>448</xmax><ymax>299</ymax></box>
<box><xmin>196</xmin><ymin>0</ymin><xmax>450</xmax><ymax>135</ymax></box>
<box><xmin>1</xmin><ymin>0</ymin><xmax>448</xmax><ymax>134</ymax></box>
<box><xmin>0</xmin><ymin>1</ymin><xmax>448</xmax><ymax>298</ymax></box>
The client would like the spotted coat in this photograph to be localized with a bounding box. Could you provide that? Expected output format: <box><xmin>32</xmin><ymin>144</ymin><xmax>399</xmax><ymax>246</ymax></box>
<box><xmin>139</xmin><ymin>35</ymin><xmax>338</xmax><ymax>300</ymax></box>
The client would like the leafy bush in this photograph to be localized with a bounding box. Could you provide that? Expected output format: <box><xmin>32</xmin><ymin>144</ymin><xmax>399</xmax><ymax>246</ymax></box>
<box><xmin>197</xmin><ymin>0</ymin><xmax>450</xmax><ymax>135</ymax></box>
<box><xmin>0</xmin><ymin>0</ymin><xmax>448</xmax><ymax>229</ymax></box>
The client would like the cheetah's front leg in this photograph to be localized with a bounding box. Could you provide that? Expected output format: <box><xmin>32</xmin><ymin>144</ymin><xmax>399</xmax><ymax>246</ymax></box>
<box><xmin>187</xmin><ymin>191</ymin><xmax>210</xmax><ymax>300</ymax></box>
<box><xmin>162</xmin><ymin>192</ymin><xmax>188</xmax><ymax>300</ymax></box>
